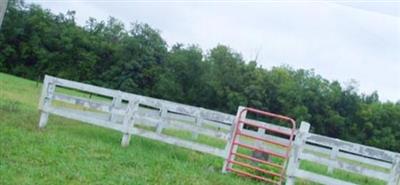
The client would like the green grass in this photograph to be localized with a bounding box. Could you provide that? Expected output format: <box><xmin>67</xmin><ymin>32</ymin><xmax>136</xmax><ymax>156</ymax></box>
<box><xmin>0</xmin><ymin>73</ymin><xmax>260</xmax><ymax>185</ymax></box>
<box><xmin>0</xmin><ymin>73</ymin><xmax>389</xmax><ymax>185</ymax></box>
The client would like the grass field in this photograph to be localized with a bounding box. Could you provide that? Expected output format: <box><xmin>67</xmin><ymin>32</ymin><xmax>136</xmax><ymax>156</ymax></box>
<box><xmin>0</xmin><ymin>73</ymin><xmax>386</xmax><ymax>185</ymax></box>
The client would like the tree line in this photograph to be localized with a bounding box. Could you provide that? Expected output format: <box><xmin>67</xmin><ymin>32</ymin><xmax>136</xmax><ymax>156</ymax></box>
<box><xmin>1</xmin><ymin>1</ymin><xmax>399</xmax><ymax>152</ymax></box>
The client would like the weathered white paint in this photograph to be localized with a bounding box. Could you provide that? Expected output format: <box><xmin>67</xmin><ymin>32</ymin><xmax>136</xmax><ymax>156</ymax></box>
<box><xmin>132</xmin><ymin>113</ymin><xmax>230</xmax><ymax>140</ymax></box>
<box><xmin>45</xmin><ymin>107</ymin><xmax>124</xmax><ymax>131</ymax></box>
<box><xmin>303</xmin><ymin>144</ymin><xmax>393</xmax><ymax>169</ymax></box>
<box><xmin>192</xmin><ymin>108</ymin><xmax>203</xmax><ymax>139</ymax></box>
<box><xmin>121</xmin><ymin>100</ymin><xmax>139</xmax><ymax>147</ymax></box>
<box><xmin>110</xmin><ymin>91</ymin><xmax>122</xmax><ymax>122</ymax></box>
<box><xmin>156</xmin><ymin>107</ymin><xmax>167</xmax><ymax>134</ymax></box>
<box><xmin>222</xmin><ymin>106</ymin><xmax>246</xmax><ymax>173</ymax></box>
<box><xmin>286</xmin><ymin>121</ymin><xmax>310</xmax><ymax>185</ymax></box>
<box><xmin>327</xmin><ymin>145</ymin><xmax>339</xmax><ymax>173</ymax></box>
<box><xmin>38</xmin><ymin>79</ymin><xmax>55</xmax><ymax>128</ymax></box>
<box><xmin>388</xmin><ymin>156</ymin><xmax>400</xmax><ymax>185</ymax></box>
<box><xmin>307</xmin><ymin>133</ymin><xmax>397</xmax><ymax>162</ymax></box>
<box><xmin>38</xmin><ymin>75</ymin><xmax>234</xmax><ymax>156</ymax></box>
<box><xmin>46</xmin><ymin>75</ymin><xmax>234</xmax><ymax>125</ymax></box>
<box><xmin>53</xmin><ymin>93</ymin><xmax>113</xmax><ymax>113</ymax></box>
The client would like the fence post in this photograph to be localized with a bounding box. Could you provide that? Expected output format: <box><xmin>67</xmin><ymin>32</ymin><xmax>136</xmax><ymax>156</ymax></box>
<box><xmin>328</xmin><ymin>145</ymin><xmax>339</xmax><ymax>174</ymax></box>
<box><xmin>285</xmin><ymin>121</ymin><xmax>310</xmax><ymax>185</ymax></box>
<box><xmin>156</xmin><ymin>106</ymin><xmax>168</xmax><ymax>134</ymax></box>
<box><xmin>109</xmin><ymin>91</ymin><xmax>122</xmax><ymax>123</ymax></box>
<box><xmin>38</xmin><ymin>76</ymin><xmax>55</xmax><ymax>128</ymax></box>
<box><xmin>388</xmin><ymin>155</ymin><xmax>400</xmax><ymax>185</ymax></box>
<box><xmin>192</xmin><ymin>108</ymin><xmax>204</xmax><ymax>140</ymax></box>
<box><xmin>121</xmin><ymin>100</ymin><xmax>138</xmax><ymax>147</ymax></box>
<box><xmin>256</xmin><ymin>127</ymin><xmax>266</xmax><ymax>154</ymax></box>
<box><xmin>222</xmin><ymin>106</ymin><xmax>246</xmax><ymax>173</ymax></box>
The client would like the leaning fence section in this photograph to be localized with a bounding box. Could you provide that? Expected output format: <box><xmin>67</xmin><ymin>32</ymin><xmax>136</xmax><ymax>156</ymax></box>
<box><xmin>38</xmin><ymin>75</ymin><xmax>234</xmax><ymax>158</ymax></box>
<box><xmin>285</xmin><ymin>123</ymin><xmax>400</xmax><ymax>185</ymax></box>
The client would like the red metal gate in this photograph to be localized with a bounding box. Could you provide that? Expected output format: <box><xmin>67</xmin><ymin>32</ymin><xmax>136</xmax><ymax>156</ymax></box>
<box><xmin>224</xmin><ymin>107</ymin><xmax>296</xmax><ymax>184</ymax></box>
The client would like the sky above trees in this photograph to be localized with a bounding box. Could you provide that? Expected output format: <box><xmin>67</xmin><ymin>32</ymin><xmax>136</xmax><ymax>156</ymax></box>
<box><xmin>26</xmin><ymin>0</ymin><xmax>400</xmax><ymax>102</ymax></box>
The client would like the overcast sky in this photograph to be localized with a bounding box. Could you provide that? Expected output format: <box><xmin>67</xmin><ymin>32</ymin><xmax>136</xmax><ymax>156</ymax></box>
<box><xmin>26</xmin><ymin>0</ymin><xmax>400</xmax><ymax>102</ymax></box>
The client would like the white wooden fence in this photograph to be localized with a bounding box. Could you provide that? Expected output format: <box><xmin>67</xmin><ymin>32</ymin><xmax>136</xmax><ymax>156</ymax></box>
<box><xmin>38</xmin><ymin>75</ymin><xmax>235</xmax><ymax>158</ymax></box>
<box><xmin>286</xmin><ymin>122</ymin><xmax>400</xmax><ymax>185</ymax></box>
<box><xmin>38</xmin><ymin>75</ymin><xmax>400</xmax><ymax>185</ymax></box>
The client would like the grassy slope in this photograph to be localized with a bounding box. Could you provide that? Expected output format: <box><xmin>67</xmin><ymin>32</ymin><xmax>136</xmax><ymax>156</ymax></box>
<box><xmin>0</xmin><ymin>73</ymin><xmax>387</xmax><ymax>185</ymax></box>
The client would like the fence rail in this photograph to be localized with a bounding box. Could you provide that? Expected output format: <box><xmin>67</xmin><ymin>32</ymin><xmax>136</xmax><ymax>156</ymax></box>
<box><xmin>38</xmin><ymin>75</ymin><xmax>400</xmax><ymax>185</ymax></box>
